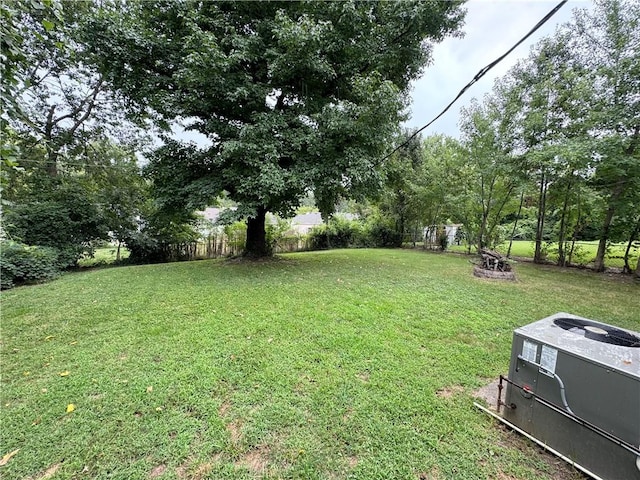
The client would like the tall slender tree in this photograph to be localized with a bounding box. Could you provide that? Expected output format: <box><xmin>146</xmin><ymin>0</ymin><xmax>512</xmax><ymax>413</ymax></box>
<box><xmin>571</xmin><ymin>0</ymin><xmax>640</xmax><ymax>271</ymax></box>
<box><xmin>459</xmin><ymin>97</ymin><xmax>520</xmax><ymax>250</ymax></box>
<box><xmin>501</xmin><ymin>32</ymin><xmax>594</xmax><ymax>264</ymax></box>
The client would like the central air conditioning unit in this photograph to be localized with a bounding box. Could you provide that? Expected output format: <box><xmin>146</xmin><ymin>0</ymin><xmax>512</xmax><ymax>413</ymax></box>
<box><xmin>496</xmin><ymin>313</ymin><xmax>640</xmax><ymax>480</ymax></box>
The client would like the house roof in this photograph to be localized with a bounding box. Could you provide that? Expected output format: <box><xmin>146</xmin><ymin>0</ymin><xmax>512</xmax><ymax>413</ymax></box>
<box><xmin>291</xmin><ymin>212</ymin><xmax>323</xmax><ymax>226</ymax></box>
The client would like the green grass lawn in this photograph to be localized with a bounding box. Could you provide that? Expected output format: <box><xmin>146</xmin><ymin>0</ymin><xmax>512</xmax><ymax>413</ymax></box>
<box><xmin>78</xmin><ymin>246</ymin><xmax>130</xmax><ymax>267</ymax></box>
<box><xmin>449</xmin><ymin>240</ymin><xmax>638</xmax><ymax>269</ymax></box>
<box><xmin>1</xmin><ymin>249</ymin><xmax>638</xmax><ymax>479</ymax></box>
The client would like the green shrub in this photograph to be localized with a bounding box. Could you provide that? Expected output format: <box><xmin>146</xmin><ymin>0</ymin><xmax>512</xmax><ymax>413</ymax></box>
<box><xmin>308</xmin><ymin>217</ymin><xmax>364</xmax><ymax>250</ymax></box>
<box><xmin>124</xmin><ymin>209</ymin><xmax>201</xmax><ymax>264</ymax></box>
<box><xmin>437</xmin><ymin>228</ymin><xmax>449</xmax><ymax>251</ymax></box>
<box><xmin>266</xmin><ymin>217</ymin><xmax>294</xmax><ymax>252</ymax></box>
<box><xmin>224</xmin><ymin>221</ymin><xmax>247</xmax><ymax>255</ymax></box>
<box><xmin>327</xmin><ymin>216</ymin><xmax>356</xmax><ymax>248</ymax></box>
<box><xmin>308</xmin><ymin>223</ymin><xmax>331</xmax><ymax>250</ymax></box>
<box><xmin>3</xmin><ymin>186</ymin><xmax>107</xmax><ymax>268</ymax></box>
<box><xmin>307</xmin><ymin>215</ymin><xmax>408</xmax><ymax>250</ymax></box>
<box><xmin>122</xmin><ymin>230</ymin><xmax>165</xmax><ymax>264</ymax></box>
<box><xmin>0</xmin><ymin>241</ymin><xmax>61</xmax><ymax>289</ymax></box>
<box><xmin>364</xmin><ymin>216</ymin><xmax>402</xmax><ymax>247</ymax></box>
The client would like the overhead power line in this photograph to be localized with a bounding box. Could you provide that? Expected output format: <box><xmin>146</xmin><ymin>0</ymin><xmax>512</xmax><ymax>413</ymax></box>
<box><xmin>378</xmin><ymin>0</ymin><xmax>568</xmax><ymax>164</ymax></box>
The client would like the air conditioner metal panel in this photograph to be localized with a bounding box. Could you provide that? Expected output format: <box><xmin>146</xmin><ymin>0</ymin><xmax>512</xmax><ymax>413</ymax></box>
<box><xmin>504</xmin><ymin>312</ymin><xmax>640</xmax><ymax>480</ymax></box>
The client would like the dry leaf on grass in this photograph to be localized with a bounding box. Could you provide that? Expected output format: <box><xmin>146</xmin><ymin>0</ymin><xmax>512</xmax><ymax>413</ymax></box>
<box><xmin>0</xmin><ymin>449</ymin><xmax>19</xmax><ymax>466</ymax></box>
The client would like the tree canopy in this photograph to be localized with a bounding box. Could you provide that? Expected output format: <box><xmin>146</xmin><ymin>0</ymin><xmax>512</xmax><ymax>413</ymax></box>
<box><xmin>85</xmin><ymin>0</ymin><xmax>465</xmax><ymax>256</ymax></box>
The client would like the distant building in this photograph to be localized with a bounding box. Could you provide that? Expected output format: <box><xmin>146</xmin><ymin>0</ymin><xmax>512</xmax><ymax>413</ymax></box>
<box><xmin>198</xmin><ymin>208</ymin><xmax>356</xmax><ymax>236</ymax></box>
<box><xmin>424</xmin><ymin>224</ymin><xmax>463</xmax><ymax>246</ymax></box>
<box><xmin>287</xmin><ymin>212</ymin><xmax>357</xmax><ymax>235</ymax></box>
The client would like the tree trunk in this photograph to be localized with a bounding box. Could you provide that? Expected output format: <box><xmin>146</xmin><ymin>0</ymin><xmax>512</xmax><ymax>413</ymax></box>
<box><xmin>477</xmin><ymin>176</ymin><xmax>494</xmax><ymax>250</ymax></box>
<box><xmin>507</xmin><ymin>189</ymin><xmax>525</xmax><ymax>258</ymax></box>
<box><xmin>397</xmin><ymin>191</ymin><xmax>406</xmax><ymax>247</ymax></box>
<box><xmin>568</xmin><ymin>189</ymin><xmax>582</xmax><ymax>265</ymax></box>
<box><xmin>116</xmin><ymin>241</ymin><xmax>121</xmax><ymax>262</ymax></box>
<box><xmin>485</xmin><ymin>183</ymin><xmax>515</xmax><ymax>249</ymax></box>
<box><xmin>594</xmin><ymin>180</ymin><xmax>625</xmax><ymax>272</ymax></box>
<box><xmin>478</xmin><ymin>205</ymin><xmax>490</xmax><ymax>250</ymax></box>
<box><xmin>534</xmin><ymin>170</ymin><xmax>547</xmax><ymax>264</ymax></box>
<box><xmin>622</xmin><ymin>216</ymin><xmax>640</xmax><ymax>274</ymax></box>
<box><xmin>557</xmin><ymin>181</ymin><xmax>572</xmax><ymax>267</ymax></box>
<box><xmin>244</xmin><ymin>206</ymin><xmax>270</xmax><ymax>257</ymax></box>
<box><xmin>397</xmin><ymin>211</ymin><xmax>406</xmax><ymax>248</ymax></box>
<box><xmin>595</xmin><ymin>128</ymin><xmax>638</xmax><ymax>272</ymax></box>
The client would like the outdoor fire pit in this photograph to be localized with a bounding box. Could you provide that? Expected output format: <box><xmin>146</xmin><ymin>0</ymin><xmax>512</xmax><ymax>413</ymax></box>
<box><xmin>473</xmin><ymin>248</ymin><xmax>516</xmax><ymax>280</ymax></box>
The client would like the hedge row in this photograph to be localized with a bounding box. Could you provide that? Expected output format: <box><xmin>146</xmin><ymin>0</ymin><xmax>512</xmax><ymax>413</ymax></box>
<box><xmin>308</xmin><ymin>216</ymin><xmax>403</xmax><ymax>250</ymax></box>
<box><xmin>0</xmin><ymin>241</ymin><xmax>62</xmax><ymax>289</ymax></box>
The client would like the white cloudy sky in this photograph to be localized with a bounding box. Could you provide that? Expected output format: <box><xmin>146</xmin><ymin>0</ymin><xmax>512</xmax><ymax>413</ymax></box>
<box><xmin>405</xmin><ymin>0</ymin><xmax>594</xmax><ymax>138</ymax></box>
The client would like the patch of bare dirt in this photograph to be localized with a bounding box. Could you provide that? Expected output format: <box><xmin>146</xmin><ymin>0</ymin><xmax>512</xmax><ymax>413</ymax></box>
<box><xmin>356</xmin><ymin>371</ymin><xmax>370</xmax><ymax>383</ymax></box>
<box><xmin>176</xmin><ymin>455</ymin><xmax>221</xmax><ymax>480</ymax></box>
<box><xmin>473</xmin><ymin>378</ymin><xmax>501</xmax><ymax>410</ymax></box>
<box><xmin>435</xmin><ymin>385</ymin><xmax>464</xmax><ymax>399</ymax></box>
<box><xmin>218</xmin><ymin>400</ymin><xmax>231</xmax><ymax>418</ymax></box>
<box><xmin>417</xmin><ymin>465</ymin><xmax>441</xmax><ymax>479</ymax></box>
<box><xmin>474</xmin><ymin>397</ymin><xmax>589</xmax><ymax>480</ymax></box>
<box><xmin>499</xmin><ymin>427</ymin><xmax>589</xmax><ymax>480</ymax></box>
<box><xmin>25</xmin><ymin>463</ymin><xmax>61</xmax><ymax>480</ymax></box>
<box><xmin>192</xmin><ymin>462</ymin><xmax>214</xmax><ymax>480</ymax></box>
<box><xmin>473</xmin><ymin>378</ymin><xmax>589</xmax><ymax>480</ymax></box>
<box><xmin>495</xmin><ymin>470</ymin><xmax>518</xmax><ymax>480</ymax></box>
<box><xmin>235</xmin><ymin>445</ymin><xmax>271</xmax><ymax>474</ymax></box>
<box><xmin>341</xmin><ymin>406</ymin><xmax>355</xmax><ymax>423</ymax></box>
<box><xmin>176</xmin><ymin>464</ymin><xmax>186</xmax><ymax>478</ymax></box>
<box><xmin>226</xmin><ymin>419</ymin><xmax>243</xmax><ymax>446</ymax></box>
<box><xmin>218</xmin><ymin>399</ymin><xmax>243</xmax><ymax>446</ymax></box>
<box><xmin>148</xmin><ymin>464</ymin><xmax>166</xmax><ymax>478</ymax></box>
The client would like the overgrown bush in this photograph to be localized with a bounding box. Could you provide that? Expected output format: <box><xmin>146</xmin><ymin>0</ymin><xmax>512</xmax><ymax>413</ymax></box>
<box><xmin>124</xmin><ymin>210</ymin><xmax>200</xmax><ymax>264</ymax></box>
<box><xmin>308</xmin><ymin>223</ymin><xmax>330</xmax><ymax>250</ymax></box>
<box><xmin>329</xmin><ymin>216</ymin><xmax>359</xmax><ymax>247</ymax></box>
<box><xmin>364</xmin><ymin>215</ymin><xmax>402</xmax><ymax>247</ymax></box>
<box><xmin>224</xmin><ymin>221</ymin><xmax>247</xmax><ymax>256</ymax></box>
<box><xmin>567</xmin><ymin>243</ymin><xmax>588</xmax><ymax>265</ymax></box>
<box><xmin>3</xmin><ymin>184</ymin><xmax>108</xmax><ymax>267</ymax></box>
<box><xmin>0</xmin><ymin>241</ymin><xmax>61</xmax><ymax>289</ymax></box>
<box><xmin>266</xmin><ymin>217</ymin><xmax>294</xmax><ymax>252</ymax></box>
<box><xmin>437</xmin><ymin>228</ymin><xmax>449</xmax><ymax>251</ymax></box>
<box><xmin>123</xmin><ymin>230</ymin><xmax>165</xmax><ymax>263</ymax></box>
<box><xmin>307</xmin><ymin>215</ymin><xmax>408</xmax><ymax>250</ymax></box>
<box><xmin>308</xmin><ymin>217</ymin><xmax>364</xmax><ymax>250</ymax></box>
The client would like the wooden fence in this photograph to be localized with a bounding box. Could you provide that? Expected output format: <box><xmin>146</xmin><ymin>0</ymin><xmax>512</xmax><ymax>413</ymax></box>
<box><xmin>166</xmin><ymin>233</ymin><xmax>312</xmax><ymax>261</ymax></box>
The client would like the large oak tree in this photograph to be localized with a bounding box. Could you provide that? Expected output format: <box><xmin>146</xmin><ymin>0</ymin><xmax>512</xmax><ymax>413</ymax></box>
<box><xmin>85</xmin><ymin>0</ymin><xmax>465</xmax><ymax>256</ymax></box>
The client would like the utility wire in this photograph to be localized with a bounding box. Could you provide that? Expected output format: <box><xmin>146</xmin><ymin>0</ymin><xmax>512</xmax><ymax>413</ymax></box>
<box><xmin>378</xmin><ymin>0</ymin><xmax>568</xmax><ymax>164</ymax></box>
